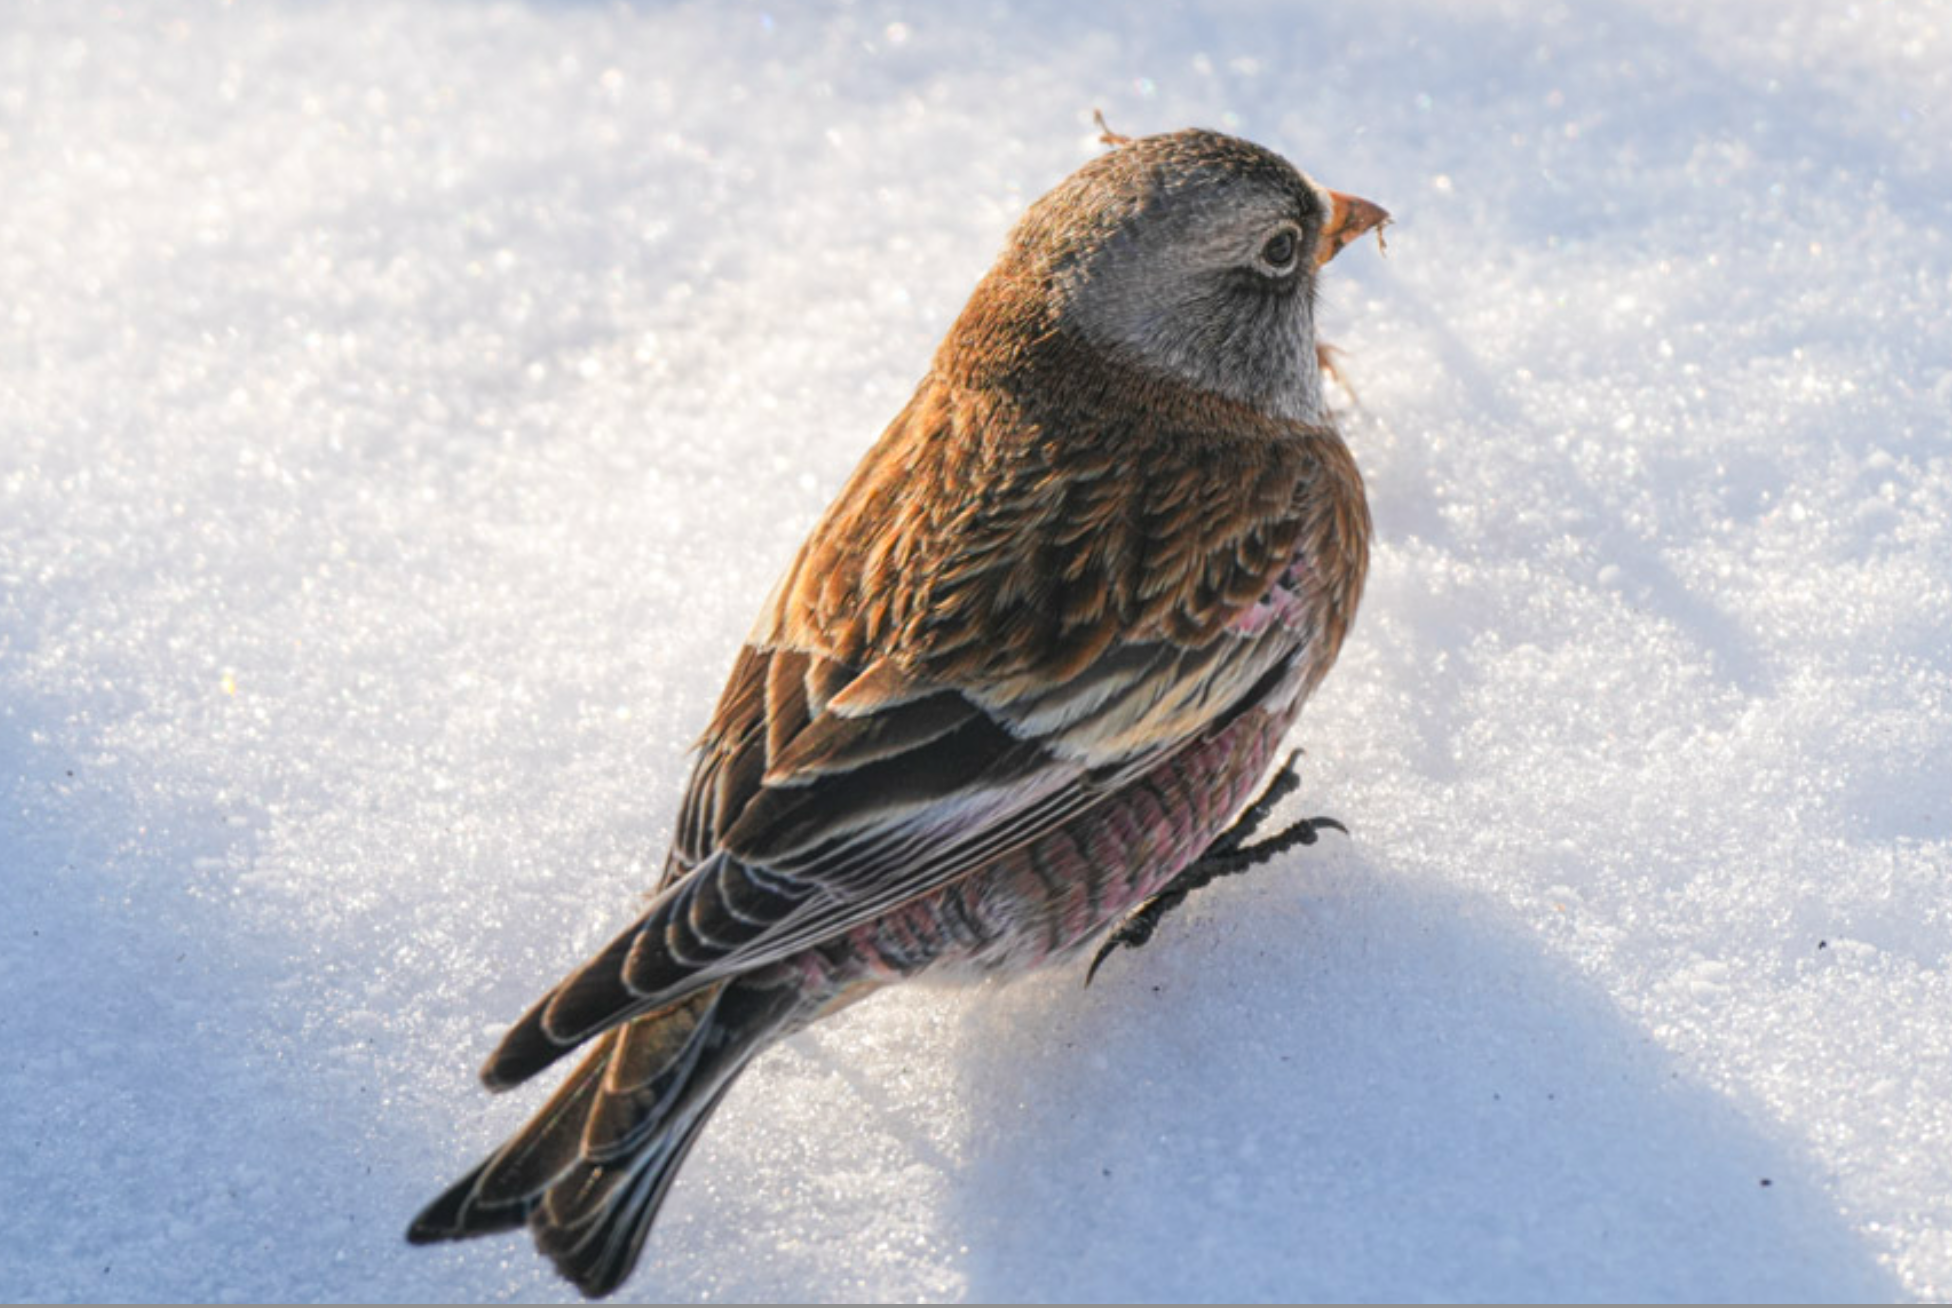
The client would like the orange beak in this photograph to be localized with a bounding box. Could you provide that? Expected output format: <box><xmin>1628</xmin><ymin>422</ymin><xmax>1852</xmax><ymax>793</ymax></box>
<box><xmin>1316</xmin><ymin>190</ymin><xmax>1391</xmax><ymax>266</ymax></box>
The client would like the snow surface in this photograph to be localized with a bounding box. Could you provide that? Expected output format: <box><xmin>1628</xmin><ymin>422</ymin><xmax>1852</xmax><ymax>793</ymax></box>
<box><xmin>3</xmin><ymin>0</ymin><xmax>1949</xmax><ymax>1301</ymax></box>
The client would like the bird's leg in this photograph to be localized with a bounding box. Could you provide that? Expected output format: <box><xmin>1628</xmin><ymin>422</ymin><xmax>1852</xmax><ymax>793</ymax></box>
<box><xmin>1086</xmin><ymin>750</ymin><xmax>1346</xmax><ymax>984</ymax></box>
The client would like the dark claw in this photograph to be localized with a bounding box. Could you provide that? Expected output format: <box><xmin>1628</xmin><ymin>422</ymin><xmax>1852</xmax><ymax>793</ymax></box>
<box><xmin>1205</xmin><ymin>749</ymin><xmax>1303</xmax><ymax>858</ymax></box>
<box><xmin>1086</xmin><ymin>752</ymin><xmax>1346</xmax><ymax>985</ymax></box>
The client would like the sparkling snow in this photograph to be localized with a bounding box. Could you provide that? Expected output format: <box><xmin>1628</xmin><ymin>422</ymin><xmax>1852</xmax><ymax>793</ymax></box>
<box><xmin>2</xmin><ymin>1</ymin><xmax>1947</xmax><ymax>1301</ymax></box>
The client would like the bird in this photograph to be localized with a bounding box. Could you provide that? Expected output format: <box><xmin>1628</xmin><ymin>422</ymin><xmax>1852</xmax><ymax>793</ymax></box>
<box><xmin>407</xmin><ymin>125</ymin><xmax>1387</xmax><ymax>1298</ymax></box>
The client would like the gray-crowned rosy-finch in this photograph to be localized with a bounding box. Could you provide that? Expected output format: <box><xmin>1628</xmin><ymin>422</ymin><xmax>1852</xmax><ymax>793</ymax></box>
<box><xmin>408</xmin><ymin>127</ymin><xmax>1387</xmax><ymax>1297</ymax></box>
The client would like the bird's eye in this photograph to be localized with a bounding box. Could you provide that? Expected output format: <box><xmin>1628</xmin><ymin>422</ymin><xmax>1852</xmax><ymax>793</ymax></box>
<box><xmin>1259</xmin><ymin>228</ymin><xmax>1299</xmax><ymax>272</ymax></box>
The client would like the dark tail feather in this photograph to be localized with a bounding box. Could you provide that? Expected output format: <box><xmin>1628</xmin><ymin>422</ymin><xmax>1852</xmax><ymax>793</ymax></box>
<box><xmin>407</xmin><ymin>978</ymin><xmax>803</xmax><ymax>1298</ymax></box>
<box><xmin>406</xmin><ymin>1049</ymin><xmax>608</xmax><ymax>1241</ymax></box>
<box><xmin>533</xmin><ymin>1079</ymin><xmax>742</xmax><ymax>1297</ymax></box>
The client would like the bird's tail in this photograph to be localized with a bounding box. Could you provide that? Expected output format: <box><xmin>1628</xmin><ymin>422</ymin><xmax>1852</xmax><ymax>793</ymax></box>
<box><xmin>407</xmin><ymin>977</ymin><xmax>802</xmax><ymax>1298</ymax></box>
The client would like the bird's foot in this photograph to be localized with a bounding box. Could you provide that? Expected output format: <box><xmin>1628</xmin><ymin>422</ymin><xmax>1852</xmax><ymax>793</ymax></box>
<box><xmin>1086</xmin><ymin>751</ymin><xmax>1346</xmax><ymax>985</ymax></box>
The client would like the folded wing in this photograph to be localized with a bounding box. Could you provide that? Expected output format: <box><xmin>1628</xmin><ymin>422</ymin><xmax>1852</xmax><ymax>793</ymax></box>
<box><xmin>482</xmin><ymin>367</ymin><xmax>1364</xmax><ymax>1090</ymax></box>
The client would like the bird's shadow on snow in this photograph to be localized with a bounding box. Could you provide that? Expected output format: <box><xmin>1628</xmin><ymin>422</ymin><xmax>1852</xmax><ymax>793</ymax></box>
<box><xmin>944</xmin><ymin>838</ymin><xmax>1900</xmax><ymax>1303</ymax></box>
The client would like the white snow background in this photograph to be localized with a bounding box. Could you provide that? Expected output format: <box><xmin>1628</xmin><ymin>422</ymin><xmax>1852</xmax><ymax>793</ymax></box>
<box><xmin>3</xmin><ymin>0</ymin><xmax>1948</xmax><ymax>1301</ymax></box>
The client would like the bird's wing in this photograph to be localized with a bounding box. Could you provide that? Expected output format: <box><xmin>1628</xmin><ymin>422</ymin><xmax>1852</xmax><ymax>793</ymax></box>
<box><xmin>483</xmin><ymin>372</ymin><xmax>1367</xmax><ymax>1089</ymax></box>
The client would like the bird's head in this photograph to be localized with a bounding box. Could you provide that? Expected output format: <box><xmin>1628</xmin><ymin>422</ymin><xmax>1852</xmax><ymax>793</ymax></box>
<box><xmin>964</xmin><ymin>128</ymin><xmax>1387</xmax><ymax>425</ymax></box>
